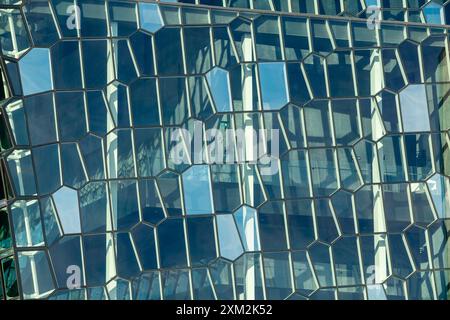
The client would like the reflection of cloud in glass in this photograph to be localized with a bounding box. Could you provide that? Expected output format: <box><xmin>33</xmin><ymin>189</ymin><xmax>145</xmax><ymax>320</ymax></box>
<box><xmin>399</xmin><ymin>84</ymin><xmax>430</xmax><ymax>132</ymax></box>
<box><xmin>19</xmin><ymin>48</ymin><xmax>53</xmax><ymax>95</ymax></box>
<box><xmin>259</xmin><ymin>62</ymin><xmax>289</xmax><ymax>110</ymax></box>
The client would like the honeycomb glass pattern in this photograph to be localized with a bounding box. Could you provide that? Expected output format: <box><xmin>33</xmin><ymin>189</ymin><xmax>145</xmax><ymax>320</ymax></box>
<box><xmin>0</xmin><ymin>0</ymin><xmax>448</xmax><ymax>300</ymax></box>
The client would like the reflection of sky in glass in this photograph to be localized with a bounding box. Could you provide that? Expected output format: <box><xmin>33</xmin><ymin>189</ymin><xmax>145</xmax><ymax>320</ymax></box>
<box><xmin>399</xmin><ymin>84</ymin><xmax>430</xmax><ymax>132</ymax></box>
<box><xmin>206</xmin><ymin>67</ymin><xmax>233</xmax><ymax>112</ymax></box>
<box><xmin>19</xmin><ymin>48</ymin><xmax>52</xmax><ymax>95</ymax></box>
<box><xmin>182</xmin><ymin>165</ymin><xmax>214</xmax><ymax>215</ymax></box>
<box><xmin>217</xmin><ymin>214</ymin><xmax>243</xmax><ymax>260</ymax></box>
<box><xmin>53</xmin><ymin>187</ymin><xmax>81</xmax><ymax>234</ymax></box>
<box><xmin>423</xmin><ymin>3</ymin><xmax>443</xmax><ymax>24</ymax></box>
<box><xmin>234</xmin><ymin>206</ymin><xmax>260</xmax><ymax>251</ymax></box>
<box><xmin>259</xmin><ymin>62</ymin><xmax>289</xmax><ymax>110</ymax></box>
<box><xmin>139</xmin><ymin>3</ymin><xmax>164</xmax><ymax>33</ymax></box>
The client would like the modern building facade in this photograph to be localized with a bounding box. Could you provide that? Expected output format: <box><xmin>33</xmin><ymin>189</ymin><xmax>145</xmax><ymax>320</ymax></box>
<box><xmin>0</xmin><ymin>0</ymin><xmax>449</xmax><ymax>300</ymax></box>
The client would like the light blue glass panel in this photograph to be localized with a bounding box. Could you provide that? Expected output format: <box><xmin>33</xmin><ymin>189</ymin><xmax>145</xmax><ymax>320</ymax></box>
<box><xmin>18</xmin><ymin>48</ymin><xmax>52</xmax><ymax>95</ymax></box>
<box><xmin>216</xmin><ymin>214</ymin><xmax>243</xmax><ymax>260</ymax></box>
<box><xmin>259</xmin><ymin>62</ymin><xmax>289</xmax><ymax>110</ymax></box>
<box><xmin>139</xmin><ymin>3</ymin><xmax>164</xmax><ymax>32</ymax></box>
<box><xmin>399</xmin><ymin>85</ymin><xmax>431</xmax><ymax>132</ymax></box>
<box><xmin>182</xmin><ymin>165</ymin><xmax>214</xmax><ymax>215</ymax></box>
<box><xmin>7</xmin><ymin>150</ymin><xmax>37</xmax><ymax>196</ymax></box>
<box><xmin>206</xmin><ymin>67</ymin><xmax>233</xmax><ymax>112</ymax></box>
<box><xmin>53</xmin><ymin>186</ymin><xmax>81</xmax><ymax>234</ymax></box>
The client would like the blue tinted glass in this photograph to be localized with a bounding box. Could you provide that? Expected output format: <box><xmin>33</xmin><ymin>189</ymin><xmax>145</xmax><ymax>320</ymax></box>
<box><xmin>157</xmin><ymin>218</ymin><xmax>187</xmax><ymax>268</ymax></box>
<box><xmin>19</xmin><ymin>48</ymin><xmax>52</xmax><ymax>95</ymax></box>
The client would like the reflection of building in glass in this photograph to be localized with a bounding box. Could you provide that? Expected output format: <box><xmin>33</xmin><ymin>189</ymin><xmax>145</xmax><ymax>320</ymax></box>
<box><xmin>0</xmin><ymin>0</ymin><xmax>449</xmax><ymax>300</ymax></box>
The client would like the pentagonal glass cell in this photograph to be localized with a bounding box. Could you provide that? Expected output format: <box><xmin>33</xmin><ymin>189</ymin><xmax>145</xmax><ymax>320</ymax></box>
<box><xmin>337</xmin><ymin>148</ymin><xmax>363</xmax><ymax>191</ymax></box>
<box><xmin>51</xmin><ymin>41</ymin><xmax>82</xmax><ymax>89</ymax></box>
<box><xmin>327</xmin><ymin>51</ymin><xmax>355</xmax><ymax>97</ymax></box>
<box><xmin>157</xmin><ymin>171</ymin><xmax>183</xmax><ymax>216</ymax></box>
<box><xmin>360</xmin><ymin>234</ymin><xmax>390</xmax><ymax>285</ymax></box>
<box><xmin>109</xmin><ymin>180</ymin><xmax>140</xmax><ymax>231</ymax></box>
<box><xmin>10</xmin><ymin>199</ymin><xmax>44</xmax><ymax>247</ymax></box>
<box><xmin>382</xmin><ymin>49</ymin><xmax>406</xmax><ymax>91</ymax></box>
<box><xmin>187</xmin><ymin>216</ymin><xmax>216</xmax><ymax>266</ymax></box>
<box><xmin>281</xmin><ymin>150</ymin><xmax>310</xmax><ymax>199</ymax></box>
<box><xmin>258</xmin><ymin>201</ymin><xmax>288</xmax><ymax>251</ymax></box>
<box><xmin>405</xmin><ymin>225</ymin><xmax>430</xmax><ymax>270</ymax></box>
<box><xmin>233</xmin><ymin>206</ymin><xmax>260</xmax><ymax>252</ymax></box>
<box><xmin>184</xmin><ymin>26</ymin><xmax>212</xmax><ymax>74</ymax></box>
<box><xmin>132</xmin><ymin>224</ymin><xmax>158</xmax><ymax>270</ymax></box>
<box><xmin>138</xmin><ymin>179</ymin><xmax>165</xmax><ymax>225</ymax></box>
<box><xmin>138</xmin><ymin>2</ymin><xmax>163</xmax><ymax>33</ymax></box>
<box><xmin>254</xmin><ymin>15</ymin><xmax>282</xmax><ymax>61</ymax></box>
<box><xmin>129</xmin><ymin>78</ymin><xmax>160</xmax><ymax>126</ymax></box>
<box><xmin>157</xmin><ymin>218</ymin><xmax>187</xmax><ymax>268</ymax></box>
<box><xmin>310</xmin><ymin>19</ymin><xmax>333</xmax><ymax>55</ymax></box>
<box><xmin>40</xmin><ymin>199</ymin><xmax>62</xmax><ymax>250</ymax></box>
<box><xmin>79</xmin><ymin>181</ymin><xmax>110</xmax><ymax>233</ymax></box>
<box><xmin>309</xmin><ymin>148</ymin><xmax>338</xmax><ymax>197</ymax></box>
<box><xmin>404</xmin><ymin>134</ymin><xmax>433</xmax><ymax>181</ymax></box>
<box><xmin>291</xmin><ymin>251</ymin><xmax>318</xmax><ymax>295</ymax></box>
<box><xmin>229</xmin><ymin>63</ymin><xmax>260</xmax><ymax>112</ymax></box>
<box><xmin>398</xmin><ymin>40</ymin><xmax>421</xmax><ymax>84</ymax></box>
<box><xmin>314</xmin><ymin>198</ymin><xmax>340</xmax><ymax>244</ymax></box>
<box><xmin>208</xmin><ymin>259</ymin><xmax>233</xmax><ymax>299</ymax></box>
<box><xmin>423</xmin><ymin>2</ymin><xmax>444</xmax><ymax>24</ymax></box>
<box><xmin>33</xmin><ymin>144</ymin><xmax>61</xmax><ymax>195</ymax></box>
<box><xmin>333</xmin><ymin>237</ymin><xmax>363</xmax><ymax>286</ymax></box>
<box><xmin>286</xmin><ymin>63</ymin><xmax>311</xmax><ymax>106</ymax></box>
<box><xmin>155</xmin><ymin>27</ymin><xmax>184</xmax><ymax>76</ymax></box>
<box><xmin>79</xmin><ymin>134</ymin><xmax>105</xmax><ymax>180</ymax></box>
<box><xmin>383</xmin><ymin>276</ymin><xmax>406</xmax><ymax>300</ymax></box>
<box><xmin>216</xmin><ymin>214</ymin><xmax>243</xmax><ymax>261</ymax></box>
<box><xmin>308</xmin><ymin>242</ymin><xmax>334</xmax><ymax>287</ymax></box>
<box><xmin>159</xmin><ymin>77</ymin><xmax>188</xmax><ymax>125</ymax></box>
<box><xmin>304</xmin><ymin>100</ymin><xmax>333</xmax><ymax>147</ymax></box>
<box><xmin>18</xmin><ymin>250</ymin><xmax>54</xmax><ymax>299</ymax></box>
<box><xmin>259</xmin><ymin>62</ymin><xmax>289</xmax><ymax>110</ymax></box>
<box><xmin>229</xmin><ymin>18</ymin><xmax>253</xmax><ymax>62</ymax></box>
<box><xmin>49</xmin><ymin>235</ymin><xmax>84</xmax><ymax>288</ymax></box>
<box><xmin>82</xmin><ymin>40</ymin><xmax>113</xmax><ymax>89</ymax></box>
<box><xmin>388</xmin><ymin>234</ymin><xmax>414</xmax><ymax>278</ymax></box>
<box><xmin>383</xmin><ymin>183</ymin><xmax>412</xmax><ymax>232</ymax></box>
<box><xmin>55</xmin><ymin>91</ymin><xmax>87</xmax><ymax>141</ymax></box>
<box><xmin>331</xmin><ymin>190</ymin><xmax>356</xmax><ymax>234</ymax></box>
<box><xmin>83</xmin><ymin>234</ymin><xmax>115</xmax><ymax>287</ymax></box>
<box><xmin>115</xmin><ymin>232</ymin><xmax>140</xmax><ymax>279</ymax></box>
<box><xmin>23</xmin><ymin>93</ymin><xmax>57</xmax><ymax>146</ymax></box>
<box><xmin>282</xmin><ymin>16</ymin><xmax>309</xmax><ymax>61</ymax></box>
<box><xmin>23</xmin><ymin>0</ymin><xmax>59</xmax><ymax>47</ymax></box>
<box><xmin>112</xmin><ymin>39</ymin><xmax>138</xmax><ymax>84</ymax></box>
<box><xmin>0</xmin><ymin>9</ymin><xmax>30</xmax><ymax>58</ymax></box>
<box><xmin>78</xmin><ymin>0</ymin><xmax>108</xmax><ymax>37</ymax></box>
<box><xmin>7</xmin><ymin>149</ymin><xmax>37</xmax><ymax>196</ymax></box>
<box><xmin>18</xmin><ymin>48</ymin><xmax>52</xmax><ymax>95</ymax></box>
<box><xmin>399</xmin><ymin>85</ymin><xmax>431</xmax><ymax>132</ymax></box>
<box><xmin>52</xmin><ymin>186</ymin><xmax>81</xmax><ymax>234</ymax></box>
<box><xmin>354</xmin><ymin>49</ymin><xmax>382</xmax><ymax>96</ymax></box>
<box><xmin>286</xmin><ymin>199</ymin><xmax>315</xmax><ymax>250</ymax></box>
<box><xmin>206</xmin><ymin>67</ymin><xmax>233</xmax><ymax>112</ymax></box>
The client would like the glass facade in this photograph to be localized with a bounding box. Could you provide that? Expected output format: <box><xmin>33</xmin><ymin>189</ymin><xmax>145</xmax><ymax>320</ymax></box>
<box><xmin>0</xmin><ymin>0</ymin><xmax>448</xmax><ymax>300</ymax></box>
